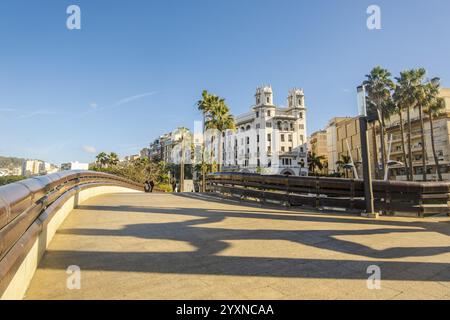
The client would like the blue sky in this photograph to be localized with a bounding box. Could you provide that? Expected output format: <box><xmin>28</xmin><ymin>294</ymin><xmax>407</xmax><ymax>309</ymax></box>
<box><xmin>1</xmin><ymin>0</ymin><xmax>449</xmax><ymax>164</ymax></box>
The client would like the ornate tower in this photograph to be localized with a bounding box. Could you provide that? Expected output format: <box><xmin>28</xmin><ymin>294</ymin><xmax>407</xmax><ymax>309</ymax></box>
<box><xmin>287</xmin><ymin>88</ymin><xmax>305</xmax><ymax>109</ymax></box>
<box><xmin>255</xmin><ymin>85</ymin><xmax>273</xmax><ymax>106</ymax></box>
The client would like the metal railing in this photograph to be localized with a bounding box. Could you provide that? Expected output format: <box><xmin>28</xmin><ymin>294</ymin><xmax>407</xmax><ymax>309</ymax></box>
<box><xmin>0</xmin><ymin>170</ymin><xmax>143</xmax><ymax>295</ymax></box>
<box><xmin>206</xmin><ymin>172</ymin><xmax>450</xmax><ymax>217</ymax></box>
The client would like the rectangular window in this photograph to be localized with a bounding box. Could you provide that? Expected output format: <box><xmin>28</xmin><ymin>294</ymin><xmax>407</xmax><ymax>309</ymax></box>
<box><xmin>256</xmin><ymin>123</ymin><xmax>260</xmax><ymax>129</ymax></box>
<box><xmin>281</xmin><ymin>146</ymin><xmax>285</xmax><ymax>152</ymax></box>
<box><xmin>267</xmin><ymin>110</ymin><xmax>271</xmax><ymax>117</ymax></box>
<box><xmin>257</xmin><ymin>135</ymin><xmax>260</xmax><ymax>143</ymax></box>
<box><xmin>256</xmin><ymin>111</ymin><xmax>259</xmax><ymax>118</ymax></box>
<box><xmin>299</xmin><ymin>124</ymin><xmax>304</xmax><ymax>130</ymax></box>
<box><xmin>266</xmin><ymin>122</ymin><xmax>272</xmax><ymax>128</ymax></box>
<box><xmin>246</xmin><ymin>137</ymin><xmax>250</xmax><ymax>144</ymax></box>
<box><xmin>267</xmin><ymin>133</ymin><xmax>271</xmax><ymax>142</ymax></box>
<box><xmin>289</xmin><ymin>147</ymin><xmax>292</xmax><ymax>152</ymax></box>
<box><xmin>267</xmin><ymin>146</ymin><xmax>271</xmax><ymax>153</ymax></box>
<box><xmin>299</xmin><ymin>112</ymin><xmax>303</xmax><ymax>119</ymax></box>
<box><xmin>288</xmin><ymin>134</ymin><xmax>292</xmax><ymax>142</ymax></box>
<box><xmin>281</xmin><ymin>134</ymin><xmax>285</xmax><ymax>142</ymax></box>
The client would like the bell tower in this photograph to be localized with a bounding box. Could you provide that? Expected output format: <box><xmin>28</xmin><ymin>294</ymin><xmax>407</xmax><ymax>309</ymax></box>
<box><xmin>287</xmin><ymin>88</ymin><xmax>305</xmax><ymax>109</ymax></box>
<box><xmin>255</xmin><ymin>85</ymin><xmax>273</xmax><ymax>106</ymax></box>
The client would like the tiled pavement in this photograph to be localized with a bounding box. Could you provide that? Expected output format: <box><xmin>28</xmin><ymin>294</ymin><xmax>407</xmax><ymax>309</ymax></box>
<box><xmin>25</xmin><ymin>192</ymin><xmax>450</xmax><ymax>299</ymax></box>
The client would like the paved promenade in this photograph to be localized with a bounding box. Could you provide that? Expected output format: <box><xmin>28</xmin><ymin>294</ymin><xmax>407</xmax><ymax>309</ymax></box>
<box><xmin>25</xmin><ymin>192</ymin><xmax>450</xmax><ymax>299</ymax></box>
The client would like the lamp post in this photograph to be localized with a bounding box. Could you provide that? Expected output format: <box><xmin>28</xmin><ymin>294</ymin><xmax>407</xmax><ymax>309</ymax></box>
<box><xmin>357</xmin><ymin>85</ymin><xmax>376</xmax><ymax>218</ymax></box>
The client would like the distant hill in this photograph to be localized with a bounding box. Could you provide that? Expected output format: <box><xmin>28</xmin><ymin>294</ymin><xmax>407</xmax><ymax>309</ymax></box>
<box><xmin>0</xmin><ymin>156</ymin><xmax>24</xmax><ymax>169</ymax></box>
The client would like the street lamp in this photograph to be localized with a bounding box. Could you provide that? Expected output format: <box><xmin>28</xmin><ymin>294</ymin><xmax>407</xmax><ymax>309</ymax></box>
<box><xmin>431</xmin><ymin>77</ymin><xmax>441</xmax><ymax>87</ymax></box>
<box><xmin>357</xmin><ymin>85</ymin><xmax>376</xmax><ymax>218</ymax></box>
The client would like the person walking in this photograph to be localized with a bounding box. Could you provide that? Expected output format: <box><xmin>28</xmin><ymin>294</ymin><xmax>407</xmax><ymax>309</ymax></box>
<box><xmin>144</xmin><ymin>180</ymin><xmax>151</xmax><ymax>193</ymax></box>
<box><xmin>149</xmin><ymin>180</ymin><xmax>155</xmax><ymax>193</ymax></box>
<box><xmin>171</xmin><ymin>180</ymin><xmax>176</xmax><ymax>193</ymax></box>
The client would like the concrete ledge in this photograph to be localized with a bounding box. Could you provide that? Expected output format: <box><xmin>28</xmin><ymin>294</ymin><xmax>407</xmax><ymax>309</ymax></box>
<box><xmin>0</xmin><ymin>185</ymin><xmax>140</xmax><ymax>300</ymax></box>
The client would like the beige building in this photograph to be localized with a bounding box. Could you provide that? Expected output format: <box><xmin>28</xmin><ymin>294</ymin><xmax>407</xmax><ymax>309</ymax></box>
<box><xmin>308</xmin><ymin>130</ymin><xmax>328</xmax><ymax>173</ymax></box>
<box><xmin>384</xmin><ymin>88</ymin><xmax>450</xmax><ymax>181</ymax></box>
<box><xmin>319</xmin><ymin>88</ymin><xmax>450</xmax><ymax>181</ymax></box>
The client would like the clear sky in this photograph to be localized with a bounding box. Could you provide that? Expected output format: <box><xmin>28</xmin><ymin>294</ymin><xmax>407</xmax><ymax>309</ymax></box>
<box><xmin>1</xmin><ymin>0</ymin><xmax>449</xmax><ymax>164</ymax></box>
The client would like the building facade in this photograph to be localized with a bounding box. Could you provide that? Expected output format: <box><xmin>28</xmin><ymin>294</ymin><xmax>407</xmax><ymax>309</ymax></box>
<box><xmin>22</xmin><ymin>160</ymin><xmax>45</xmax><ymax>176</ymax></box>
<box><xmin>205</xmin><ymin>86</ymin><xmax>308</xmax><ymax>176</ymax></box>
<box><xmin>385</xmin><ymin>88</ymin><xmax>450</xmax><ymax>181</ymax></box>
<box><xmin>60</xmin><ymin>161</ymin><xmax>89</xmax><ymax>171</ymax></box>
<box><xmin>149</xmin><ymin>129</ymin><xmax>194</xmax><ymax>165</ymax></box>
<box><xmin>315</xmin><ymin>88</ymin><xmax>450</xmax><ymax>181</ymax></box>
<box><xmin>308</xmin><ymin>129</ymin><xmax>328</xmax><ymax>173</ymax></box>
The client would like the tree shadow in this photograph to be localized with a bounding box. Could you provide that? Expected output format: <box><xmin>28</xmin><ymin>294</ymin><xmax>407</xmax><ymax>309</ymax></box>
<box><xmin>40</xmin><ymin>193</ymin><xmax>450</xmax><ymax>281</ymax></box>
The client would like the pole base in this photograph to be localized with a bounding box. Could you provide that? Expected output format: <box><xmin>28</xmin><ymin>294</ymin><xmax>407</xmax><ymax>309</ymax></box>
<box><xmin>361</xmin><ymin>212</ymin><xmax>379</xmax><ymax>219</ymax></box>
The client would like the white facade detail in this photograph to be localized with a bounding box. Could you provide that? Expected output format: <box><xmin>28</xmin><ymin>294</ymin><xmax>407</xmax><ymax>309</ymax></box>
<box><xmin>205</xmin><ymin>86</ymin><xmax>308</xmax><ymax>176</ymax></box>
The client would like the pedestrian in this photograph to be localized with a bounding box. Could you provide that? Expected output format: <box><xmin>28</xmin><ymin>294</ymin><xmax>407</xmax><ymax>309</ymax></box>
<box><xmin>149</xmin><ymin>180</ymin><xmax>155</xmax><ymax>193</ymax></box>
<box><xmin>172</xmin><ymin>180</ymin><xmax>176</xmax><ymax>193</ymax></box>
<box><xmin>144</xmin><ymin>180</ymin><xmax>151</xmax><ymax>193</ymax></box>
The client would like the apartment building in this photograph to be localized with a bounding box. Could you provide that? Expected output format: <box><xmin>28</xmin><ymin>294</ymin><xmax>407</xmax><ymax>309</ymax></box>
<box><xmin>60</xmin><ymin>161</ymin><xmax>89</xmax><ymax>171</ymax></box>
<box><xmin>384</xmin><ymin>88</ymin><xmax>450</xmax><ymax>181</ymax></box>
<box><xmin>316</xmin><ymin>88</ymin><xmax>450</xmax><ymax>181</ymax></box>
<box><xmin>150</xmin><ymin>129</ymin><xmax>193</xmax><ymax>165</ymax></box>
<box><xmin>21</xmin><ymin>160</ymin><xmax>45</xmax><ymax>177</ymax></box>
<box><xmin>205</xmin><ymin>86</ymin><xmax>308</xmax><ymax>176</ymax></box>
<box><xmin>308</xmin><ymin>129</ymin><xmax>328</xmax><ymax>173</ymax></box>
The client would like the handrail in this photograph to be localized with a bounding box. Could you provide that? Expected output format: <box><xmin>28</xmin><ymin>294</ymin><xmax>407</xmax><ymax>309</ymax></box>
<box><xmin>0</xmin><ymin>170</ymin><xmax>143</xmax><ymax>263</ymax></box>
<box><xmin>206</xmin><ymin>172</ymin><xmax>450</xmax><ymax>217</ymax></box>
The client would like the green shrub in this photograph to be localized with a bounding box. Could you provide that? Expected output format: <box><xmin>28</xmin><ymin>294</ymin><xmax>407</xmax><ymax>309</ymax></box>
<box><xmin>0</xmin><ymin>175</ymin><xmax>26</xmax><ymax>186</ymax></box>
<box><xmin>155</xmin><ymin>183</ymin><xmax>172</xmax><ymax>193</ymax></box>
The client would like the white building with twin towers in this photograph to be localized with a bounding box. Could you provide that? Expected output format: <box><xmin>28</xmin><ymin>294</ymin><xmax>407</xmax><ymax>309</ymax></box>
<box><xmin>204</xmin><ymin>85</ymin><xmax>308</xmax><ymax>176</ymax></box>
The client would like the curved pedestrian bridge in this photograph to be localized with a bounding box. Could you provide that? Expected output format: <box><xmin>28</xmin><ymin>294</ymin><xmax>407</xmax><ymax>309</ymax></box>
<box><xmin>24</xmin><ymin>192</ymin><xmax>450</xmax><ymax>300</ymax></box>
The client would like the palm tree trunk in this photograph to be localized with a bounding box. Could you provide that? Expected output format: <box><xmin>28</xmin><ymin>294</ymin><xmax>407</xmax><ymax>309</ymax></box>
<box><xmin>371</xmin><ymin>122</ymin><xmax>379</xmax><ymax>179</ymax></box>
<box><xmin>202</xmin><ymin>112</ymin><xmax>206</xmax><ymax>192</ymax></box>
<box><xmin>398</xmin><ymin>109</ymin><xmax>410</xmax><ymax>180</ymax></box>
<box><xmin>377</xmin><ymin>118</ymin><xmax>386</xmax><ymax>179</ymax></box>
<box><xmin>428</xmin><ymin>111</ymin><xmax>442</xmax><ymax>181</ymax></box>
<box><xmin>406</xmin><ymin>107</ymin><xmax>414</xmax><ymax>181</ymax></box>
<box><xmin>180</xmin><ymin>135</ymin><xmax>185</xmax><ymax>192</ymax></box>
<box><xmin>377</xmin><ymin>109</ymin><xmax>387</xmax><ymax>179</ymax></box>
<box><xmin>218</xmin><ymin>132</ymin><xmax>222</xmax><ymax>172</ymax></box>
<box><xmin>418</xmin><ymin>104</ymin><xmax>427</xmax><ymax>181</ymax></box>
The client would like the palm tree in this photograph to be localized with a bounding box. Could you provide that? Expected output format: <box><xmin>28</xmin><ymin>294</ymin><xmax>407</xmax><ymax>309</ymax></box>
<box><xmin>308</xmin><ymin>152</ymin><xmax>325</xmax><ymax>174</ymax></box>
<box><xmin>197</xmin><ymin>90</ymin><xmax>217</xmax><ymax>191</ymax></box>
<box><xmin>392</xmin><ymin>84</ymin><xmax>411</xmax><ymax>180</ymax></box>
<box><xmin>363</xmin><ymin>66</ymin><xmax>396</xmax><ymax>179</ymax></box>
<box><xmin>336</xmin><ymin>154</ymin><xmax>351</xmax><ymax>178</ymax></box>
<box><xmin>107</xmin><ymin>152</ymin><xmax>119</xmax><ymax>166</ymax></box>
<box><xmin>95</xmin><ymin>152</ymin><xmax>108</xmax><ymax>168</ymax></box>
<box><xmin>395</xmin><ymin>69</ymin><xmax>424</xmax><ymax>181</ymax></box>
<box><xmin>410</xmin><ymin>68</ymin><xmax>428</xmax><ymax>181</ymax></box>
<box><xmin>203</xmin><ymin>95</ymin><xmax>235</xmax><ymax>173</ymax></box>
<box><xmin>423</xmin><ymin>80</ymin><xmax>446</xmax><ymax>181</ymax></box>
